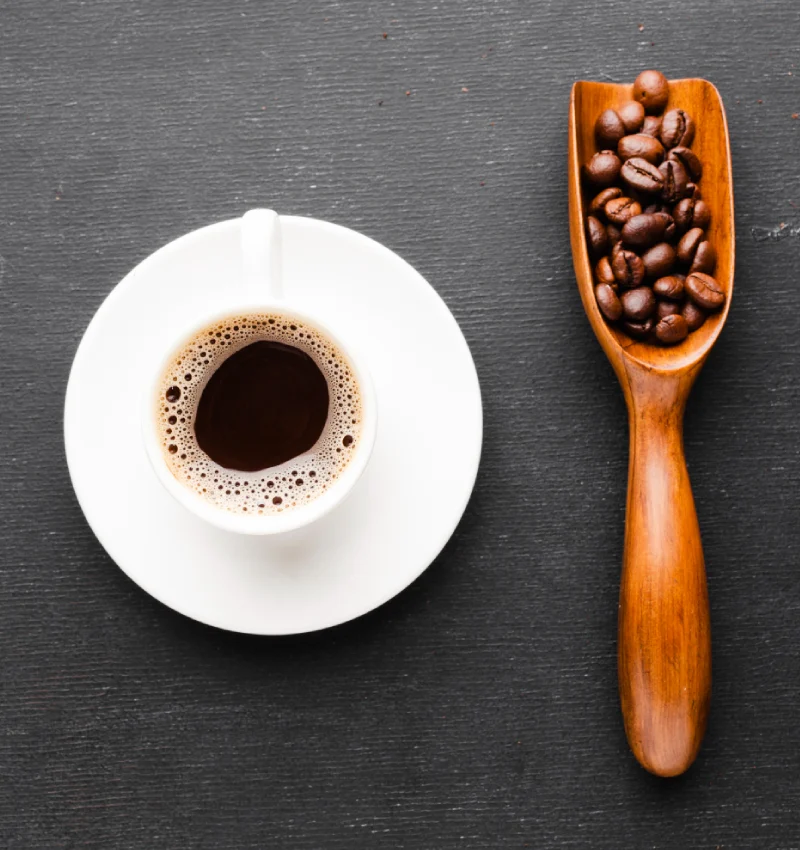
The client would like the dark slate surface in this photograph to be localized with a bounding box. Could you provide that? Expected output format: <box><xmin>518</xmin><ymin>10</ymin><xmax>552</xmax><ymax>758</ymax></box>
<box><xmin>2</xmin><ymin>0</ymin><xmax>800</xmax><ymax>846</ymax></box>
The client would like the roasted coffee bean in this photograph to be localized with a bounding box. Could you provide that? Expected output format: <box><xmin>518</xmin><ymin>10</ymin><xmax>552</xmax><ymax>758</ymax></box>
<box><xmin>606</xmin><ymin>222</ymin><xmax>623</xmax><ymax>246</ymax></box>
<box><xmin>686</xmin><ymin>272</ymin><xmax>725</xmax><ymax>310</ymax></box>
<box><xmin>583</xmin><ymin>150</ymin><xmax>622</xmax><ymax>188</ymax></box>
<box><xmin>589</xmin><ymin>186</ymin><xmax>622</xmax><ymax>217</ymax></box>
<box><xmin>633</xmin><ymin>69</ymin><xmax>669</xmax><ymax>114</ymax></box>
<box><xmin>624</xmin><ymin>191</ymin><xmax>649</xmax><ymax>212</ymax></box>
<box><xmin>621</xmin><ymin>213</ymin><xmax>669</xmax><ymax>249</ymax></box>
<box><xmin>623</xmin><ymin>317</ymin><xmax>655</xmax><ymax>339</ymax></box>
<box><xmin>673</xmin><ymin>197</ymin><xmax>711</xmax><ymax>233</ymax></box>
<box><xmin>644</xmin><ymin>202</ymin><xmax>670</xmax><ymax>215</ymax></box>
<box><xmin>655</xmin><ymin>313</ymin><xmax>689</xmax><ymax>345</ymax></box>
<box><xmin>654</xmin><ymin>211</ymin><xmax>677</xmax><ymax>241</ymax></box>
<box><xmin>660</xmin><ymin>109</ymin><xmax>695</xmax><ymax>148</ymax></box>
<box><xmin>595</xmin><ymin>256</ymin><xmax>616</xmax><ymax>287</ymax></box>
<box><xmin>685</xmin><ymin>182</ymin><xmax>702</xmax><ymax>200</ymax></box>
<box><xmin>672</xmin><ymin>199</ymin><xmax>694</xmax><ymax>231</ymax></box>
<box><xmin>668</xmin><ymin>146</ymin><xmax>702</xmax><ymax>180</ymax></box>
<box><xmin>595</xmin><ymin>283</ymin><xmax>623</xmax><ymax>321</ymax></box>
<box><xmin>641</xmin><ymin>115</ymin><xmax>662</xmax><ymax>138</ymax></box>
<box><xmin>656</xmin><ymin>299</ymin><xmax>682</xmax><ymax>319</ymax></box>
<box><xmin>595</xmin><ymin>109</ymin><xmax>626</xmax><ymax>149</ymax></box>
<box><xmin>617</xmin><ymin>100</ymin><xmax>646</xmax><ymax>133</ymax></box>
<box><xmin>677</xmin><ymin>227</ymin><xmax>705</xmax><ymax>264</ymax></box>
<box><xmin>621</xmin><ymin>157</ymin><xmax>664</xmax><ymax>193</ymax></box>
<box><xmin>682</xmin><ymin>300</ymin><xmax>707</xmax><ymax>331</ymax></box>
<box><xmin>690</xmin><ymin>239</ymin><xmax>717</xmax><ymax>273</ymax></box>
<box><xmin>621</xmin><ymin>286</ymin><xmax>656</xmax><ymax>320</ymax></box>
<box><xmin>642</xmin><ymin>242</ymin><xmax>676</xmax><ymax>278</ymax></box>
<box><xmin>617</xmin><ymin>133</ymin><xmax>665</xmax><ymax>164</ymax></box>
<box><xmin>612</xmin><ymin>247</ymin><xmax>645</xmax><ymax>288</ymax></box>
<box><xmin>586</xmin><ymin>216</ymin><xmax>608</xmax><ymax>256</ymax></box>
<box><xmin>653</xmin><ymin>274</ymin><xmax>685</xmax><ymax>300</ymax></box>
<box><xmin>605</xmin><ymin>196</ymin><xmax>642</xmax><ymax>224</ymax></box>
<box><xmin>659</xmin><ymin>159</ymin><xmax>689</xmax><ymax>203</ymax></box>
<box><xmin>691</xmin><ymin>198</ymin><xmax>711</xmax><ymax>227</ymax></box>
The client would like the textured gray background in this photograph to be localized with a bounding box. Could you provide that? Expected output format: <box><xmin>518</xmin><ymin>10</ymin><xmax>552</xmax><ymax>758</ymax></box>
<box><xmin>2</xmin><ymin>0</ymin><xmax>799</xmax><ymax>847</ymax></box>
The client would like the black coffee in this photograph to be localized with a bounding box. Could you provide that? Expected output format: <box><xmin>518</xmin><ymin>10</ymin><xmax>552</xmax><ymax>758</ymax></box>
<box><xmin>156</xmin><ymin>312</ymin><xmax>362</xmax><ymax>515</ymax></box>
<box><xmin>195</xmin><ymin>340</ymin><xmax>329</xmax><ymax>472</ymax></box>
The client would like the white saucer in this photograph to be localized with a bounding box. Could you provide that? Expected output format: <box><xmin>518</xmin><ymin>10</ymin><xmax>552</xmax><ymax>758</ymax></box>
<box><xmin>64</xmin><ymin>216</ymin><xmax>482</xmax><ymax>634</ymax></box>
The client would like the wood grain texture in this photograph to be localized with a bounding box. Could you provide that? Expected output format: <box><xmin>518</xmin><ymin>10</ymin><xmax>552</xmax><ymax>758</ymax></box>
<box><xmin>569</xmin><ymin>78</ymin><xmax>734</xmax><ymax>776</ymax></box>
<box><xmin>1</xmin><ymin>0</ymin><xmax>800</xmax><ymax>847</ymax></box>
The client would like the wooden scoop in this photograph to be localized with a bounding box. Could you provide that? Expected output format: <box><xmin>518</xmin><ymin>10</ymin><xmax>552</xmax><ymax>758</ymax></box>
<box><xmin>568</xmin><ymin>78</ymin><xmax>734</xmax><ymax>777</ymax></box>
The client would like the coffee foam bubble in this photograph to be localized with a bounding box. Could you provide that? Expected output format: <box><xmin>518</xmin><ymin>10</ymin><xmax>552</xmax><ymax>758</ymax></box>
<box><xmin>155</xmin><ymin>313</ymin><xmax>363</xmax><ymax>515</ymax></box>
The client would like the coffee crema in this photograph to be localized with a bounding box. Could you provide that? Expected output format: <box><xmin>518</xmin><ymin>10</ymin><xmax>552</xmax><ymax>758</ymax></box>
<box><xmin>155</xmin><ymin>313</ymin><xmax>363</xmax><ymax>515</ymax></box>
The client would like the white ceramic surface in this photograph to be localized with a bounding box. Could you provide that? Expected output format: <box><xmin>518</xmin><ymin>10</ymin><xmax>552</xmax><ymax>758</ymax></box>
<box><xmin>64</xmin><ymin>215</ymin><xmax>483</xmax><ymax>634</ymax></box>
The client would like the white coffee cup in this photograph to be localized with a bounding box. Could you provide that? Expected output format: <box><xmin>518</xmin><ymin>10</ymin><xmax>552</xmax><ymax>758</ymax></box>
<box><xmin>141</xmin><ymin>209</ymin><xmax>377</xmax><ymax>535</ymax></box>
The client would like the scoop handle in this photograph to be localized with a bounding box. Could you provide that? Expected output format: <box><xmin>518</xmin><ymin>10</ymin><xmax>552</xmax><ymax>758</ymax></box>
<box><xmin>619</xmin><ymin>370</ymin><xmax>711</xmax><ymax>777</ymax></box>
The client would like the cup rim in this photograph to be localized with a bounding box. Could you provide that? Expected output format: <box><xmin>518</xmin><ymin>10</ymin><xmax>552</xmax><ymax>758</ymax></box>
<box><xmin>142</xmin><ymin>300</ymin><xmax>377</xmax><ymax>535</ymax></box>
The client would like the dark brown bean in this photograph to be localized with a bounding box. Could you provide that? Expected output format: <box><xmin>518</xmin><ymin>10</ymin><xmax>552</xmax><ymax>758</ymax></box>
<box><xmin>691</xmin><ymin>199</ymin><xmax>711</xmax><ymax>228</ymax></box>
<box><xmin>673</xmin><ymin>198</ymin><xmax>711</xmax><ymax>233</ymax></box>
<box><xmin>641</xmin><ymin>115</ymin><xmax>662</xmax><ymax>138</ymax></box>
<box><xmin>611</xmin><ymin>247</ymin><xmax>646</xmax><ymax>288</ymax></box>
<box><xmin>644</xmin><ymin>202</ymin><xmax>671</xmax><ymax>215</ymax></box>
<box><xmin>621</xmin><ymin>286</ymin><xmax>656</xmax><ymax>320</ymax></box>
<box><xmin>633</xmin><ymin>69</ymin><xmax>669</xmax><ymax>114</ymax></box>
<box><xmin>606</xmin><ymin>223</ymin><xmax>623</xmax><ymax>247</ymax></box>
<box><xmin>642</xmin><ymin>242</ymin><xmax>676</xmax><ymax>278</ymax></box>
<box><xmin>656</xmin><ymin>299</ymin><xmax>682</xmax><ymax>319</ymax></box>
<box><xmin>617</xmin><ymin>100</ymin><xmax>646</xmax><ymax>133</ymax></box>
<box><xmin>595</xmin><ymin>256</ymin><xmax>616</xmax><ymax>287</ymax></box>
<box><xmin>595</xmin><ymin>283</ymin><xmax>623</xmax><ymax>321</ymax></box>
<box><xmin>589</xmin><ymin>186</ymin><xmax>622</xmax><ymax>217</ymax></box>
<box><xmin>677</xmin><ymin>227</ymin><xmax>705</xmax><ymax>264</ymax></box>
<box><xmin>620</xmin><ymin>157</ymin><xmax>664</xmax><ymax>193</ymax></box>
<box><xmin>626</xmin><ymin>187</ymin><xmax>648</xmax><ymax>206</ymax></box>
<box><xmin>653</xmin><ymin>274</ymin><xmax>685</xmax><ymax>300</ymax></box>
<box><xmin>654</xmin><ymin>211</ymin><xmax>677</xmax><ymax>241</ymax></box>
<box><xmin>655</xmin><ymin>313</ymin><xmax>689</xmax><ymax>345</ymax></box>
<box><xmin>684</xmin><ymin>182</ymin><xmax>702</xmax><ymax>200</ymax></box>
<box><xmin>623</xmin><ymin>317</ymin><xmax>655</xmax><ymax>339</ymax></box>
<box><xmin>586</xmin><ymin>216</ymin><xmax>608</xmax><ymax>256</ymax></box>
<box><xmin>690</xmin><ymin>240</ymin><xmax>717</xmax><ymax>273</ymax></box>
<box><xmin>682</xmin><ymin>300</ymin><xmax>707</xmax><ymax>331</ymax></box>
<box><xmin>673</xmin><ymin>198</ymin><xmax>694</xmax><ymax>232</ymax></box>
<box><xmin>668</xmin><ymin>146</ymin><xmax>702</xmax><ymax>181</ymax></box>
<box><xmin>617</xmin><ymin>133</ymin><xmax>665</xmax><ymax>164</ymax></box>
<box><xmin>659</xmin><ymin>159</ymin><xmax>689</xmax><ymax>203</ymax></box>
<box><xmin>595</xmin><ymin>109</ymin><xmax>626</xmax><ymax>149</ymax></box>
<box><xmin>605</xmin><ymin>196</ymin><xmax>642</xmax><ymax>225</ymax></box>
<box><xmin>583</xmin><ymin>150</ymin><xmax>622</xmax><ymax>188</ymax></box>
<box><xmin>660</xmin><ymin>109</ymin><xmax>695</xmax><ymax>148</ymax></box>
<box><xmin>686</xmin><ymin>272</ymin><xmax>725</xmax><ymax>310</ymax></box>
<box><xmin>622</xmin><ymin>213</ymin><xmax>670</xmax><ymax>249</ymax></box>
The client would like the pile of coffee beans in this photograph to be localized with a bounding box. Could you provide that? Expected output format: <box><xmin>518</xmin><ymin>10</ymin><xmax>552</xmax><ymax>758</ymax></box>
<box><xmin>583</xmin><ymin>69</ymin><xmax>726</xmax><ymax>345</ymax></box>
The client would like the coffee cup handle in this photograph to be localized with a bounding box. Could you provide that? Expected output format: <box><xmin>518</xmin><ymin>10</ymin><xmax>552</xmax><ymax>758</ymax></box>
<box><xmin>241</xmin><ymin>209</ymin><xmax>283</xmax><ymax>299</ymax></box>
